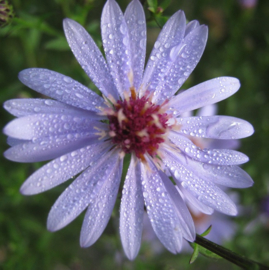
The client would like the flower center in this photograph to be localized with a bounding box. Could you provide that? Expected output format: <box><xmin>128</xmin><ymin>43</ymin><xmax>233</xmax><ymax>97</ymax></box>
<box><xmin>107</xmin><ymin>88</ymin><xmax>171</xmax><ymax>160</ymax></box>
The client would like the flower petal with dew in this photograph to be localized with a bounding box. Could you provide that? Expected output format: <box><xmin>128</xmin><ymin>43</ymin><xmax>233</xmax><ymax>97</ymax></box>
<box><xmin>3</xmin><ymin>0</ymin><xmax>254</xmax><ymax>261</ymax></box>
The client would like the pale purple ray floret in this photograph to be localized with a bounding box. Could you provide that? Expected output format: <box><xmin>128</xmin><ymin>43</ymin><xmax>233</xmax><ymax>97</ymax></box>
<box><xmin>3</xmin><ymin>0</ymin><xmax>254</xmax><ymax>260</ymax></box>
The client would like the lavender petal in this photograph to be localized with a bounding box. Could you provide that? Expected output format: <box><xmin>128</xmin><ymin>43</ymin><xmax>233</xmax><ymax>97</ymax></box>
<box><xmin>124</xmin><ymin>0</ymin><xmax>146</xmax><ymax>90</ymax></box>
<box><xmin>120</xmin><ymin>154</ymin><xmax>144</xmax><ymax>260</ymax></box>
<box><xmin>80</xmin><ymin>151</ymin><xmax>123</xmax><ymax>247</ymax></box>
<box><xmin>178</xmin><ymin>186</ymin><xmax>214</xmax><ymax>215</ymax></box>
<box><xmin>169</xmin><ymin>77</ymin><xmax>240</xmax><ymax>115</ymax></box>
<box><xmin>63</xmin><ymin>18</ymin><xmax>119</xmax><ymax>100</ymax></box>
<box><xmin>209</xmin><ymin>139</ymin><xmax>240</xmax><ymax>150</ymax></box>
<box><xmin>19</xmin><ymin>68</ymin><xmax>105</xmax><ymax>111</ymax></box>
<box><xmin>163</xmin><ymin>147</ymin><xmax>253</xmax><ymax>188</ymax></box>
<box><xmin>163</xmin><ymin>151</ymin><xmax>237</xmax><ymax>215</ymax></box>
<box><xmin>158</xmin><ymin>170</ymin><xmax>195</xmax><ymax>241</ymax></box>
<box><xmin>176</xmin><ymin>115</ymin><xmax>254</xmax><ymax>139</ymax></box>
<box><xmin>153</xmin><ymin>25</ymin><xmax>208</xmax><ymax>104</ymax></box>
<box><xmin>141</xmin><ymin>10</ymin><xmax>186</xmax><ymax>99</ymax></box>
<box><xmin>169</xmin><ymin>131</ymin><xmax>249</xmax><ymax>165</ymax></box>
<box><xmin>4</xmin><ymin>133</ymin><xmax>99</xmax><ymax>163</ymax></box>
<box><xmin>3</xmin><ymin>114</ymin><xmax>104</xmax><ymax>140</ymax></box>
<box><xmin>141</xmin><ymin>157</ymin><xmax>195</xmax><ymax>253</ymax></box>
<box><xmin>101</xmin><ymin>0</ymin><xmax>132</xmax><ymax>98</ymax></box>
<box><xmin>197</xmin><ymin>104</ymin><xmax>217</xmax><ymax>117</ymax></box>
<box><xmin>20</xmin><ymin>142</ymin><xmax>111</xmax><ymax>195</ymax></box>
<box><xmin>3</xmin><ymin>98</ymin><xmax>102</xmax><ymax>118</ymax></box>
<box><xmin>47</xmin><ymin>149</ymin><xmax>122</xmax><ymax>232</ymax></box>
<box><xmin>184</xmin><ymin>20</ymin><xmax>200</xmax><ymax>37</ymax></box>
<box><xmin>7</xmin><ymin>137</ymin><xmax>28</xmax><ymax>147</ymax></box>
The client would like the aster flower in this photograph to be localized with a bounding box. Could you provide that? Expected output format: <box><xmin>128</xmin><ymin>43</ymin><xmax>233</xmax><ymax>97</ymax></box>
<box><xmin>3</xmin><ymin>0</ymin><xmax>254</xmax><ymax>260</ymax></box>
<box><xmin>0</xmin><ymin>0</ymin><xmax>14</xmax><ymax>27</ymax></box>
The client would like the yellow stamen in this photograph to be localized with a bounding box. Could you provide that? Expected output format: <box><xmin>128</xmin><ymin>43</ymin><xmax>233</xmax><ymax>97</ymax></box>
<box><xmin>94</xmin><ymin>127</ymin><xmax>107</xmax><ymax>140</ymax></box>
<box><xmin>136</xmin><ymin>129</ymin><xmax>149</xmax><ymax>137</ymax></box>
<box><xmin>128</xmin><ymin>69</ymin><xmax>134</xmax><ymax>87</ymax></box>
<box><xmin>117</xmin><ymin>108</ymin><xmax>127</xmax><ymax>127</ymax></box>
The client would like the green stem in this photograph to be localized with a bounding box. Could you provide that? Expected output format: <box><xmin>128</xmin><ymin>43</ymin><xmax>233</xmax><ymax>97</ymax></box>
<box><xmin>195</xmin><ymin>234</ymin><xmax>269</xmax><ymax>270</ymax></box>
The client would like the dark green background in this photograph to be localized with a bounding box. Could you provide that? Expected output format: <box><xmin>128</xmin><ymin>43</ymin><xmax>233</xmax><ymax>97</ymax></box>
<box><xmin>0</xmin><ymin>0</ymin><xmax>268</xmax><ymax>269</ymax></box>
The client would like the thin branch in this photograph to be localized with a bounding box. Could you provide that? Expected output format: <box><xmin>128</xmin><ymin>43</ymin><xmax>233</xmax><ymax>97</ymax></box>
<box><xmin>194</xmin><ymin>234</ymin><xmax>269</xmax><ymax>270</ymax></box>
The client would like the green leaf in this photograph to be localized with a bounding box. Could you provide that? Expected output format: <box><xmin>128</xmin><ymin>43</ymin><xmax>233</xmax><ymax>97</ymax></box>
<box><xmin>148</xmin><ymin>6</ymin><xmax>156</xmax><ymax>13</ymax></box>
<box><xmin>189</xmin><ymin>243</ymin><xmax>200</xmax><ymax>264</ymax></box>
<box><xmin>196</xmin><ymin>244</ymin><xmax>222</xmax><ymax>260</ymax></box>
<box><xmin>147</xmin><ymin>0</ymin><xmax>158</xmax><ymax>8</ymax></box>
<box><xmin>147</xmin><ymin>0</ymin><xmax>158</xmax><ymax>13</ymax></box>
<box><xmin>201</xmin><ymin>225</ymin><xmax>212</xmax><ymax>237</ymax></box>
<box><xmin>189</xmin><ymin>227</ymin><xmax>222</xmax><ymax>264</ymax></box>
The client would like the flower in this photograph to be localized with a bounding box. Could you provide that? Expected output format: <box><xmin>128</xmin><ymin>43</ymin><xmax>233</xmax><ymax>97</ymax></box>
<box><xmin>3</xmin><ymin>0</ymin><xmax>254</xmax><ymax>260</ymax></box>
<box><xmin>238</xmin><ymin>0</ymin><xmax>258</xmax><ymax>9</ymax></box>
<box><xmin>0</xmin><ymin>0</ymin><xmax>14</xmax><ymax>28</ymax></box>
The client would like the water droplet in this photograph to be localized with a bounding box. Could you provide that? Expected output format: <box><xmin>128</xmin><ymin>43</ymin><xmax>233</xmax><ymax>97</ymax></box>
<box><xmin>53</xmin><ymin>163</ymin><xmax>59</xmax><ymax>169</ymax></box>
<box><xmin>63</xmin><ymin>77</ymin><xmax>72</xmax><ymax>83</ymax></box>
<box><xmin>181</xmin><ymin>52</ymin><xmax>188</xmax><ymax>59</ymax></box>
<box><xmin>120</xmin><ymin>23</ymin><xmax>126</xmax><ymax>34</ymax></box>
<box><xmin>75</xmin><ymin>93</ymin><xmax>83</xmax><ymax>99</ymax></box>
<box><xmin>45</xmin><ymin>100</ymin><xmax>53</xmax><ymax>106</ymax></box>
<box><xmin>71</xmin><ymin>151</ymin><xmax>77</xmax><ymax>157</ymax></box>
<box><xmin>139</xmin><ymin>38</ymin><xmax>146</xmax><ymax>49</ymax></box>
<box><xmin>143</xmin><ymin>192</ymin><xmax>148</xmax><ymax>198</ymax></box>
<box><xmin>178</xmin><ymin>78</ymin><xmax>185</xmax><ymax>85</ymax></box>
<box><xmin>123</xmin><ymin>36</ymin><xmax>128</xmax><ymax>46</ymax></box>
<box><xmin>56</xmin><ymin>90</ymin><xmax>63</xmax><ymax>95</ymax></box>
<box><xmin>169</xmin><ymin>44</ymin><xmax>186</xmax><ymax>61</ymax></box>
<box><xmin>154</xmin><ymin>41</ymin><xmax>160</xmax><ymax>49</ymax></box>
<box><xmin>164</xmin><ymin>43</ymin><xmax>170</xmax><ymax>48</ymax></box>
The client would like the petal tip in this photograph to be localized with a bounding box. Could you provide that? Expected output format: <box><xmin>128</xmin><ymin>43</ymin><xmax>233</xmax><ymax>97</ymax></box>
<box><xmin>230</xmin><ymin>206</ymin><xmax>238</xmax><ymax>216</ymax></box>
<box><xmin>248</xmin><ymin>123</ymin><xmax>255</xmax><ymax>136</ymax></box>
<box><xmin>125</xmin><ymin>251</ymin><xmax>138</xmax><ymax>261</ymax></box>
<box><xmin>80</xmin><ymin>236</ymin><xmax>90</xmax><ymax>248</ymax></box>
<box><xmin>19</xmin><ymin>184</ymin><xmax>28</xmax><ymax>195</ymax></box>
<box><xmin>63</xmin><ymin>17</ymin><xmax>75</xmax><ymax>29</ymax></box>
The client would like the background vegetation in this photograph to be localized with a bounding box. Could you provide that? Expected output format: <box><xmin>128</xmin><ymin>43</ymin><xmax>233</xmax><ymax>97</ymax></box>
<box><xmin>0</xmin><ymin>0</ymin><xmax>268</xmax><ymax>269</ymax></box>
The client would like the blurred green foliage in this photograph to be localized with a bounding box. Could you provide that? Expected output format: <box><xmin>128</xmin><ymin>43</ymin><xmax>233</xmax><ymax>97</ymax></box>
<box><xmin>0</xmin><ymin>0</ymin><xmax>269</xmax><ymax>269</ymax></box>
